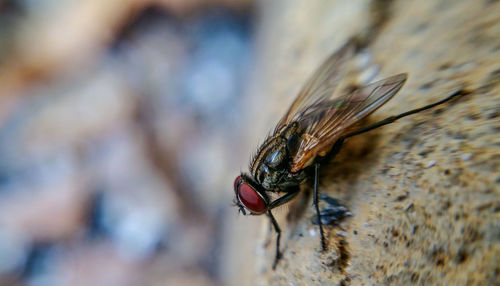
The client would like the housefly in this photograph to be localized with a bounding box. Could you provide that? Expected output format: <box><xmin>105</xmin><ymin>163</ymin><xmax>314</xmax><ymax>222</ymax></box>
<box><xmin>233</xmin><ymin>39</ymin><xmax>464</xmax><ymax>269</ymax></box>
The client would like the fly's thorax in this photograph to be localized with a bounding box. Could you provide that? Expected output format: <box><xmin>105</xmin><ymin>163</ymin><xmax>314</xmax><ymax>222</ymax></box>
<box><xmin>251</xmin><ymin>136</ymin><xmax>288</xmax><ymax>189</ymax></box>
<box><xmin>250</xmin><ymin>121</ymin><xmax>304</xmax><ymax>190</ymax></box>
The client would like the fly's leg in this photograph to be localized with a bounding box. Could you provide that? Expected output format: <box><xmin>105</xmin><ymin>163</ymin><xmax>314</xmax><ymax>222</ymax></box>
<box><xmin>265</xmin><ymin>188</ymin><xmax>300</xmax><ymax>269</ymax></box>
<box><xmin>313</xmin><ymin>163</ymin><xmax>327</xmax><ymax>251</ymax></box>
<box><xmin>320</xmin><ymin>87</ymin><xmax>465</xmax><ymax>162</ymax></box>
<box><xmin>268</xmin><ymin>187</ymin><xmax>301</xmax><ymax>209</ymax></box>
<box><xmin>267</xmin><ymin>210</ymin><xmax>282</xmax><ymax>269</ymax></box>
<box><xmin>339</xmin><ymin>87</ymin><xmax>465</xmax><ymax>140</ymax></box>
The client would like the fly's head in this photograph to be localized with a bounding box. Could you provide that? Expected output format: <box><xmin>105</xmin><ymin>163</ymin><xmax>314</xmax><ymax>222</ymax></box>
<box><xmin>233</xmin><ymin>174</ymin><xmax>269</xmax><ymax>216</ymax></box>
<box><xmin>235</xmin><ymin>122</ymin><xmax>306</xmax><ymax>215</ymax></box>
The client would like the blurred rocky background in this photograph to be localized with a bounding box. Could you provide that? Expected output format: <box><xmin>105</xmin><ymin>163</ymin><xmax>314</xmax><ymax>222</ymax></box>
<box><xmin>0</xmin><ymin>0</ymin><xmax>254</xmax><ymax>285</ymax></box>
<box><xmin>1</xmin><ymin>0</ymin><xmax>499</xmax><ymax>286</ymax></box>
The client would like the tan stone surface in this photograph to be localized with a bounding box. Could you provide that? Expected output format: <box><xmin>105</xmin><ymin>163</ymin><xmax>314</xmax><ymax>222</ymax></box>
<box><xmin>240</xmin><ymin>0</ymin><xmax>500</xmax><ymax>284</ymax></box>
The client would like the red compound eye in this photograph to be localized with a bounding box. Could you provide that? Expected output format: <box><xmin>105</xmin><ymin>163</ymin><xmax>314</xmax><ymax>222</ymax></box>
<box><xmin>237</xmin><ymin>183</ymin><xmax>267</xmax><ymax>214</ymax></box>
<box><xmin>234</xmin><ymin>176</ymin><xmax>242</xmax><ymax>192</ymax></box>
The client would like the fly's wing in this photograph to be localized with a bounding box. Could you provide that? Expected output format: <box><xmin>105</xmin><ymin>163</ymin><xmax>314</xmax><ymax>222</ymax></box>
<box><xmin>290</xmin><ymin>73</ymin><xmax>407</xmax><ymax>172</ymax></box>
<box><xmin>274</xmin><ymin>40</ymin><xmax>356</xmax><ymax>133</ymax></box>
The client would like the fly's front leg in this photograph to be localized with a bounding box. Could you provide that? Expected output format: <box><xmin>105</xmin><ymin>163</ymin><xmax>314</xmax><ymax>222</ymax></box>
<box><xmin>266</xmin><ymin>188</ymin><xmax>300</xmax><ymax>269</ymax></box>
<box><xmin>267</xmin><ymin>210</ymin><xmax>282</xmax><ymax>269</ymax></box>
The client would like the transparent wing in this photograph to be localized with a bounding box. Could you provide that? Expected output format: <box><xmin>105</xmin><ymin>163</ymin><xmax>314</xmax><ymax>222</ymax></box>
<box><xmin>274</xmin><ymin>40</ymin><xmax>356</xmax><ymax>133</ymax></box>
<box><xmin>290</xmin><ymin>73</ymin><xmax>408</xmax><ymax>172</ymax></box>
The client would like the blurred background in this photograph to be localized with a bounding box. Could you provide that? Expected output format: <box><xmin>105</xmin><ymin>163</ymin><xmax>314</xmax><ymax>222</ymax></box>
<box><xmin>0</xmin><ymin>0</ymin><xmax>257</xmax><ymax>285</ymax></box>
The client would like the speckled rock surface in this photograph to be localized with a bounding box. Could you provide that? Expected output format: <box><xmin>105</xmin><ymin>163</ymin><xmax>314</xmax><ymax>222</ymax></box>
<box><xmin>241</xmin><ymin>0</ymin><xmax>500</xmax><ymax>285</ymax></box>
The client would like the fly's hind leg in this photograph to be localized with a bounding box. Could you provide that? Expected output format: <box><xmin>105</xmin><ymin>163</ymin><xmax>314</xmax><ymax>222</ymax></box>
<box><xmin>334</xmin><ymin>87</ymin><xmax>466</xmax><ymax>141</ymax></box>
<box><xmin>319</xmin><ymin>86</ymin><xmax>466</xmax><ymax>165</ymax></box>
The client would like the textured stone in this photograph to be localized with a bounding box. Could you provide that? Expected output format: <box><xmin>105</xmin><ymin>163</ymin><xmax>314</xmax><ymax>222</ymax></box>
<box><xmin>236</xmin><ymin>0</ymin><xmax>500</xmax><ymax>285</ymax></box>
